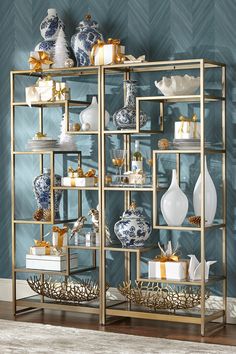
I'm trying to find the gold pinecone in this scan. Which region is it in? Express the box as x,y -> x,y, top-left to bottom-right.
43,209 -> 51,221
33,209 -> 43,221
188,215 -> 201,227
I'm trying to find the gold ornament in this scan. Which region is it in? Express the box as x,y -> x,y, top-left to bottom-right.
33,209 -> 43,221
158,138 -> 169,150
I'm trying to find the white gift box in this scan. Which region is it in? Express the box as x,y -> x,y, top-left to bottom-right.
25,86 -> 41,106
94,44 -> 125,65
61,177 -> 95,187
37,77 -> 55,101
148,260 -> 188,280
55,82 -> 70,101
26,253 -> 78,271
175,121 -> 200,140
29,51 -> 51,70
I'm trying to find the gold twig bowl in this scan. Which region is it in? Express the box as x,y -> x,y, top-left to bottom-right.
27,276 -> 109,303
118,281 -> 209,310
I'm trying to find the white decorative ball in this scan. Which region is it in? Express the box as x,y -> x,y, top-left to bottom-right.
82,123 -> 91,131
64,58 -> 74,68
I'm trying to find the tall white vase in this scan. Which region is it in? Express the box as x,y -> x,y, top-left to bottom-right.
161,169 -> 188,226
80,96 -> 109,131
193,158 -> 217,225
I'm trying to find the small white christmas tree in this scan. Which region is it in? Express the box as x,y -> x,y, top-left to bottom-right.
53,28 -> 69,68
58,114 -> 77,150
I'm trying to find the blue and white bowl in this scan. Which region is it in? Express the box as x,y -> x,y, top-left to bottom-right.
40,9 -> 64,40
114,202 -> 152,248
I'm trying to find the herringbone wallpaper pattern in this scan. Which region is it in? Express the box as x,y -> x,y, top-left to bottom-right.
0,0 -> 235,296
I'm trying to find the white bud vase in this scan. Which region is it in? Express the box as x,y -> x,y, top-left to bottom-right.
80,96 -> 109,131
161,169 -> 188,226
193,158 -> 217,225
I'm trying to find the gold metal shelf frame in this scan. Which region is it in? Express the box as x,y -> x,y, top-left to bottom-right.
10,59 -> 226,336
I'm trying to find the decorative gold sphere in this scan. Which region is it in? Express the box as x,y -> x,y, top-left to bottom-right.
158,138 -> 169,150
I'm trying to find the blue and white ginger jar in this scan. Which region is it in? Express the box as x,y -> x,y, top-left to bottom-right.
113,80 -> 147,130
114,201 -> 152,248
71,14 -> 103,66
33,168 -> 62,219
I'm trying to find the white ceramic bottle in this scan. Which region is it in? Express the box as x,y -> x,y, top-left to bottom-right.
161,169 -> 188,226
193,158 -> 217,225
80,96 -> 109,131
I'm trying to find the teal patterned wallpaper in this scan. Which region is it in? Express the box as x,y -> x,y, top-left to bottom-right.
0,0 -> 235,296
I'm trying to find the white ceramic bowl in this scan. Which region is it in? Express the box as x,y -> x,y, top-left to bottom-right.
155,74 -> 200,96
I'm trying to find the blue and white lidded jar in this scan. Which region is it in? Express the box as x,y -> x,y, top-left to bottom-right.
114,201 -> 152,248
71,14 -> 103,66
32,168 -> 62,219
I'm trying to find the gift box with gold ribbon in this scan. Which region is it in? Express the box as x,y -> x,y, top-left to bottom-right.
30,240 -> 51,256
28,51 -> 53,72
53,82 -> 70,101
52,226 -> 68,250
91,38 -> 125,65
174,113 -> 200,140
61,167 -> 97,187
148,242 -> 188,280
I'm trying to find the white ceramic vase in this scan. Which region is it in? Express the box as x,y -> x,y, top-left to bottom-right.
161,169 -> 188,226
80,96 -> 109,131
193,158 -> 217,225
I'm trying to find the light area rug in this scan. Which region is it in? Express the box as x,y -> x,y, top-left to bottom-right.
0,319 -> 234,354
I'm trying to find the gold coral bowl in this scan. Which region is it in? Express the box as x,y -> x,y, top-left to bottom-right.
118,281 -> 210,310
27,276 -> 109,303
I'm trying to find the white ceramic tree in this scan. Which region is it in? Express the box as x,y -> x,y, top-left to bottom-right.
58,114 -> 77,150
53,28 -> 69,68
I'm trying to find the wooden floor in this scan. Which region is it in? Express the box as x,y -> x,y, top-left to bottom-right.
1,301 -> 236,346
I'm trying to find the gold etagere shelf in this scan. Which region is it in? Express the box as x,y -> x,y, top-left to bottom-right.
11,59 -> 226,336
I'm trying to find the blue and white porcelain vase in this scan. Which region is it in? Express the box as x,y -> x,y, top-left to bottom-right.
33,168 -> 62,219
35,9 -> 64,56
113,80 -> 147,130
71,14 -> 103,66
40,9 -> 64,40
114,201 -> 152,248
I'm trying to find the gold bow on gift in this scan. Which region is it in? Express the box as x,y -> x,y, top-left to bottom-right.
34,240 -> 51,255
153,242 -> 179,279
51,87 -> 68,101
90,38 -> 125,65
178,113 -> 198,138
34,240 -> 50,248
28,51 -> 53,72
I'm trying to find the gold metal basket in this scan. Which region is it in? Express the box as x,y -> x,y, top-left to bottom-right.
27,276 -> 108,303
118,281 -> 210,310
